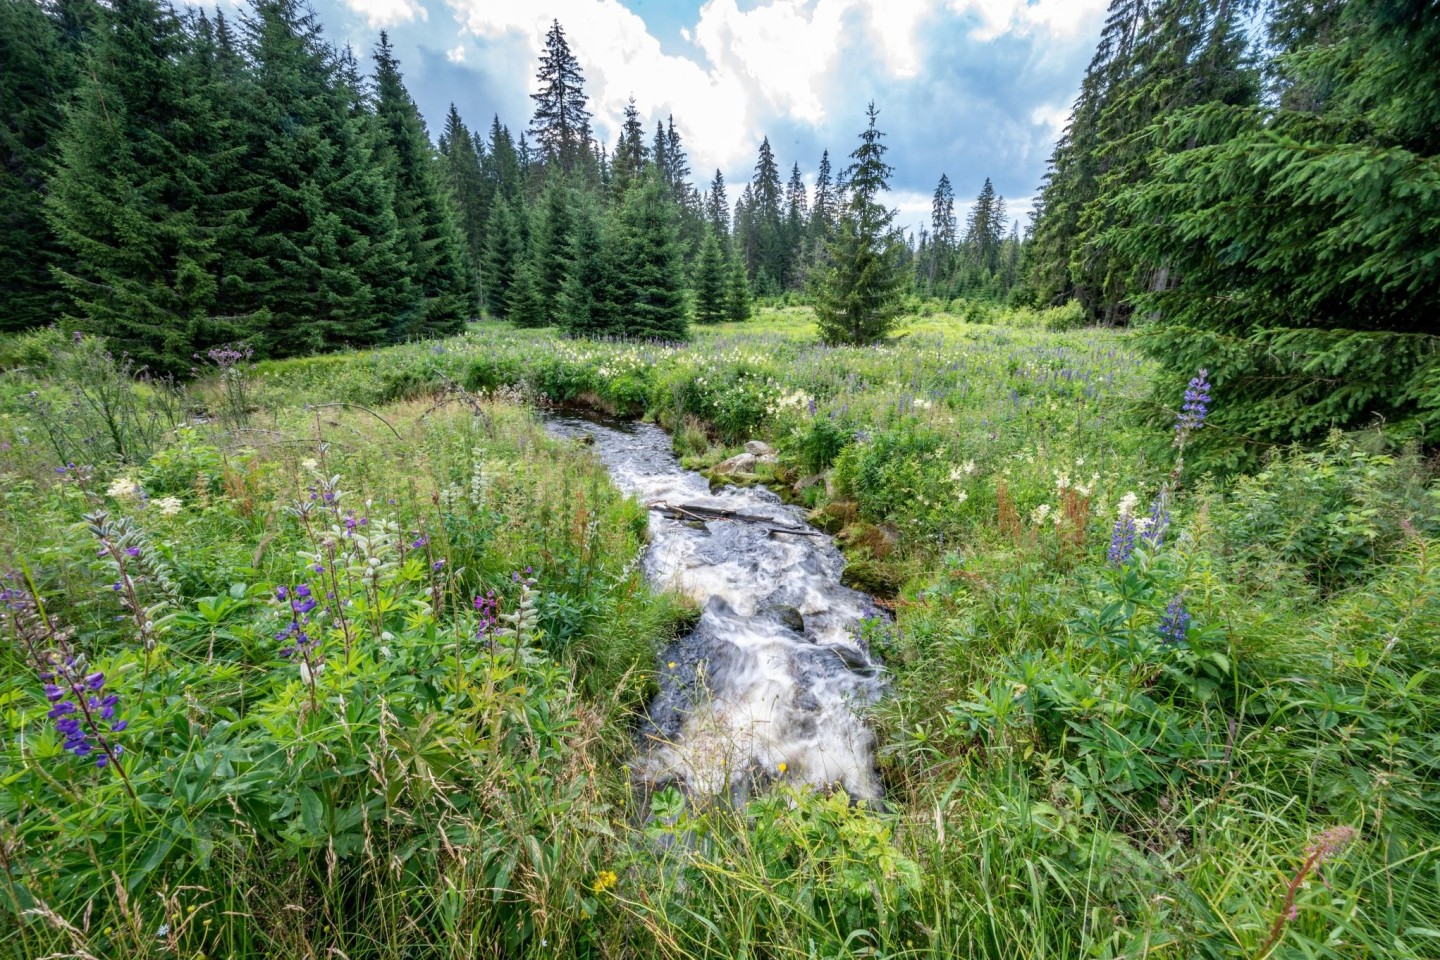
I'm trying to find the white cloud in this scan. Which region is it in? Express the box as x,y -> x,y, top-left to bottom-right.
444,1 -> 752,173
1029,101 -> 1070,139
446,44 -> 467,63
440,0 -> 1105,185
341,0 -> 428,29
946,0 -> 1108,41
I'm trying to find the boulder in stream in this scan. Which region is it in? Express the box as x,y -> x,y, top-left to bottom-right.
761,603 -> 805,634
713,452 -> 759,475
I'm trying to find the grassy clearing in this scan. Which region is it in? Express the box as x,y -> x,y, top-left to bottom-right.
2,308 -> 1437,958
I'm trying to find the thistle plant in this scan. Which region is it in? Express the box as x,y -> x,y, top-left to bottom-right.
197,342 -> 254,431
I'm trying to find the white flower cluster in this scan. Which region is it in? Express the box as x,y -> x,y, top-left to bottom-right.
152,496 -> 183,516
107,476 -> 143,499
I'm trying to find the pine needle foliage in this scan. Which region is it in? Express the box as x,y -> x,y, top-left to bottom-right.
810,102 -> 905,346
1109,0 -> 1440,467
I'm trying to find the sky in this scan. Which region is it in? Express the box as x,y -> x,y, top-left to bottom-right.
222,0 -> 1111,234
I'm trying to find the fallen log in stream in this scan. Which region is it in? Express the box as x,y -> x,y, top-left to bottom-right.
649,501 -> 824,537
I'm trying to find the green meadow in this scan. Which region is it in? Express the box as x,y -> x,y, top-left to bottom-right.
2,307 -> 1436,958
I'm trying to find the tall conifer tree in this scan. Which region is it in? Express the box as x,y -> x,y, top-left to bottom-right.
811,102 -> 904,345
47,0 -> 253,370
692,231 -> 728,325
234,0 -> 413,354
528,20 -> 592,175
611,173 -> 688,340
1,0 -> 78,330
705,169 -> 729,240
438,104 -> 487,281
371,34 -> 472,336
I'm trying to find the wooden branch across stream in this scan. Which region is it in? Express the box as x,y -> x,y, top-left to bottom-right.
648,501 -> 825,537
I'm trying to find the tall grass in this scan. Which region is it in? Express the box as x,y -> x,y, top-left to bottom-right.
1,312 -> 1436,958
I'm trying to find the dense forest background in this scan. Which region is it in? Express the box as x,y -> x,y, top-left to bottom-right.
2,0 -> 1437,451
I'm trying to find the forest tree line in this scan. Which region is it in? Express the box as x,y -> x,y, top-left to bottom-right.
0,0 -> 1027,371
1022,0 -> 1438,455
2,0 -> 1436,451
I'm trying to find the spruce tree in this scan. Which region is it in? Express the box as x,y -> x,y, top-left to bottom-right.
810,102 -> 904,345
927,173 -> 956,294
612,174 -> 688,340
558,195 -> 620,336
747,136 -> 785,285
725,247 -> 752,323
610,97 -> 648,200
47,0 -> 253,370
705,169 -> 729,240
692,231 -> 728,325
507,254 -> 547,328
528,19 -> 592,174
963,178 -> 1007,276
484,115 -> 522,208
234,0 -> 413,354
1111,0 -> 1440,460
438,104 -> 487,280
809,149 -> 837,242
1,0 -> 78,330
532,174 -> 575,315
481,196 -> 523,319
371,34 -> 472,337
784,162 -> 809,289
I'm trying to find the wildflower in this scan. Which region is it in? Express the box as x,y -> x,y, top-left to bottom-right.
777,762 -> 788,774
1159,594 -> 1190,644
1141,489 -> 1170,551
591,870 -> 619,894
42,656 -> 127,767
1174,369 -> 1211,436
1306,824 -> 1357,864
152,496 -> 183,516
300,458 -> 318,471
1109,492 -> 1139,565
107,476 -> 143,500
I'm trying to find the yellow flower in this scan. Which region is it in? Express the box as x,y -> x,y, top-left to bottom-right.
592,869 -> 618,894
777,762 -> 788,774
667,661 -> 677,669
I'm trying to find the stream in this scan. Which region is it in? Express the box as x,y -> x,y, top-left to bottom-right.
543,413 -> 886,801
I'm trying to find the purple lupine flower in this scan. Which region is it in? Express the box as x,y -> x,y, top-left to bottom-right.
1141,490 -> 1170,551
1159,594 -> 1190,645
1108,515 -> 1136,566
43,657 -> 126,767
1174,369 -> 1211,435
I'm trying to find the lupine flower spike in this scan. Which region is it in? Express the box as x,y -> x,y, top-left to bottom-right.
1174,369 -> 1211,438
1159,594 -> 1190,645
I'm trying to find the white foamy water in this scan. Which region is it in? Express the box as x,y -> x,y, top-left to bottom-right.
544,413 -> 886,800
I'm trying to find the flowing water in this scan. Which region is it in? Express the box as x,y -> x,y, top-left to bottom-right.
543,412 -> 886,801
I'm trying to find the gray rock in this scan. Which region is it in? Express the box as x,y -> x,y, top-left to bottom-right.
713,452 -> 759,475
762,604 -> 805,634
744,440 -> 775,457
